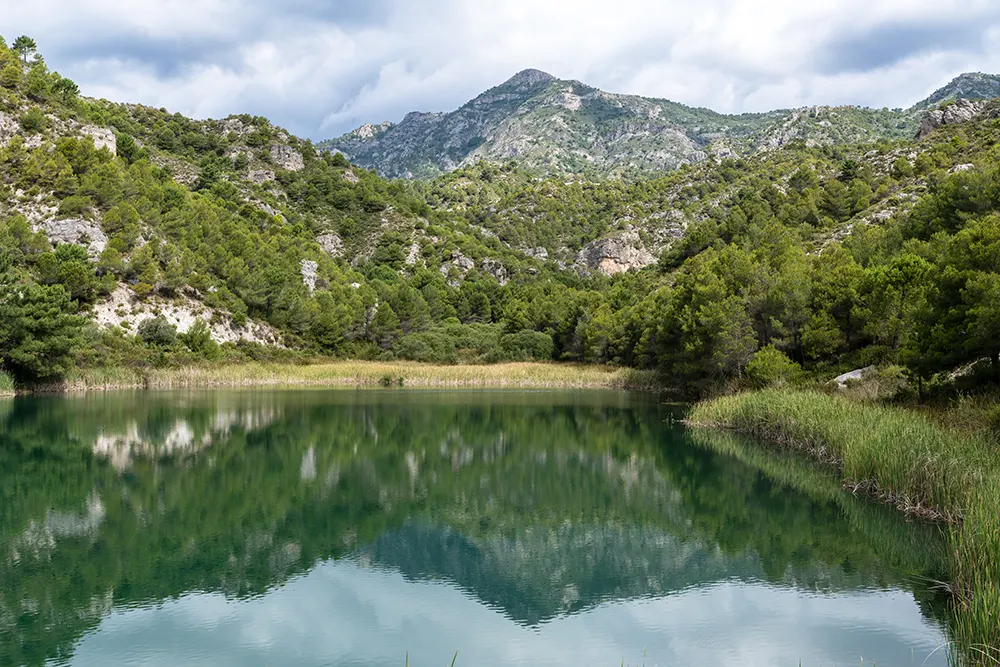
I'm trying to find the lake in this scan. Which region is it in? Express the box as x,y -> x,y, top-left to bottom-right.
0,389 -> 952,666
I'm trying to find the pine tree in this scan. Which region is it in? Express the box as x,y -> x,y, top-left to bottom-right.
12,35 -> 36,64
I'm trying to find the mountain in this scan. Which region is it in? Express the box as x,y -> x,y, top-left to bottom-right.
910,72 -> 1000,111
319,70 -> 1000,179
4,34 -> 1000,403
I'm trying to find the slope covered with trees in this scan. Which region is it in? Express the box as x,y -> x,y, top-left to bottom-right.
1,34 -> 1000,401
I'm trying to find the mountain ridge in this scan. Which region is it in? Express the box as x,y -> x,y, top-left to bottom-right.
321,71 -> 1000,180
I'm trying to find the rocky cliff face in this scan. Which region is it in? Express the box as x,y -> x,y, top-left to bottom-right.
318,70 -> 1000,180
917,98 -> 1000,138
910,72 -> 1000,112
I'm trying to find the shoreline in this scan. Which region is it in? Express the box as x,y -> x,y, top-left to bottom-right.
20,361 -> 665,395
688,388 -> 1000,663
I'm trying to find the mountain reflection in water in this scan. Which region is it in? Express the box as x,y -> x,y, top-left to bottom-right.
0,390 -> 951,667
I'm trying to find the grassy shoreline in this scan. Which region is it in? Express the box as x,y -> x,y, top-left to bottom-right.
688,389 -> 1000,664
23,361 -> 662,394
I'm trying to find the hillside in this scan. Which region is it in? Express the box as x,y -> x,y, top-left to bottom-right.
3,34 -> 1000,403
319,71 -> 1000,179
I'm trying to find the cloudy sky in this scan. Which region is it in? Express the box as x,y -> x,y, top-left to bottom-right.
3,0 -> 1000,139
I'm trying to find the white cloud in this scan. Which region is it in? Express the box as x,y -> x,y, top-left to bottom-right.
70,559 -> 950,667
3,0 -> 1000,138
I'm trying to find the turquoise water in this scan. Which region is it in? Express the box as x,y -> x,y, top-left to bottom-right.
0,390 -> 951,666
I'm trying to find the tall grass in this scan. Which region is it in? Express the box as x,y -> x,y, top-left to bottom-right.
44,361 -> 662,393
689,389 -> 1000,665
0,370 -> 14,396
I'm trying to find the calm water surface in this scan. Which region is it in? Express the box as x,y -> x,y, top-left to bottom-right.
0,390 -> 952,666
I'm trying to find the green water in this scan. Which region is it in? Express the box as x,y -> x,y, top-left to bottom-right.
0,389 -> 952,666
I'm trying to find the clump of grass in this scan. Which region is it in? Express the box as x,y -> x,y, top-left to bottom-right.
0,369 -> 15,395
689,388 -> 1000,664
952,477 -> 1000,661
689,389 -> 996,521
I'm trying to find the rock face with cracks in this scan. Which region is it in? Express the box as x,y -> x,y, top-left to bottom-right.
36,218 -> 108,258
576,232 -> 656,275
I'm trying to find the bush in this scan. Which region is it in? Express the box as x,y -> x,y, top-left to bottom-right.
178,319 -> 220,359
138,316 -> 177,347
745,345 -> 800,389
495,330 -> 555,362
19,106 -> 48,133
58,195 -> 92,217
393,331 -> 457,364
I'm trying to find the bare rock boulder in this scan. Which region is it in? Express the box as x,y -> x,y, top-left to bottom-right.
576,232 -> 655,276
316,233 -> 344,258
918,99 -> 995,138
81,126 -> 117,155
37,218 -> 108,258
270,144 -> 305,171
300,260 -> 318,294
247,169 -> 275,185
480,258 -> 509,285
440,250 -> 475,285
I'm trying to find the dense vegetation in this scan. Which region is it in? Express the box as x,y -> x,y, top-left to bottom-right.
1,34 -> 1000,407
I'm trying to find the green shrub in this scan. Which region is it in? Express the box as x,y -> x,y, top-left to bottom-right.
178,319 -> 220,359
19,106 -> 47,132
496,330 -> 555,362
138,316 -> 177,347
393,331 -> 457,364
58,195 -> 92,217
745,345 -> 800,389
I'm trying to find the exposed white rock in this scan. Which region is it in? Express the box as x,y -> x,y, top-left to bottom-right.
247,169 -> 275,184
351,122 -> 394,139
480,258 -> 509,285
0,111 -> 19,146
342,169 -> 360,184
918,99 -> 994,138
524,246 -> 549,260
833,366 -> 877,389
576,231 -> 655,275
270,144 -> 305,171
440,250 -> 475,285
221,117 -> 252,137
92,284 -> 283,346
316,233 -> 344,258
36,218 -> 108,258
404,241 -> 421,265
300,259 -> 318,293
81,125 -> 117,155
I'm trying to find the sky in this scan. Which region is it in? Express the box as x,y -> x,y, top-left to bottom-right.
3,0 -> 1000,140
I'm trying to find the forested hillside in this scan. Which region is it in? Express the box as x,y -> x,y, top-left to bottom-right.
1,34 -> 1000,398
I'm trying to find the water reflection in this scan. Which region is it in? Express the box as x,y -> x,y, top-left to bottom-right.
0,390 -> 951,666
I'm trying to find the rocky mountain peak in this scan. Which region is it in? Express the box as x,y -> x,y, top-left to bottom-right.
913,72 -> 1000,111
501,69 -> 557,90
321,69 -> 1000,180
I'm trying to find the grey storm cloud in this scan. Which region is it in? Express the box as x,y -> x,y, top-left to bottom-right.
815,16 -> 999,74
4,0 -> 1000,140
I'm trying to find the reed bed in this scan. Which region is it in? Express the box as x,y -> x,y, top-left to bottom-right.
45,361 -> 662,393
689,388 -> 1000,664
0,370 -> 14,396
